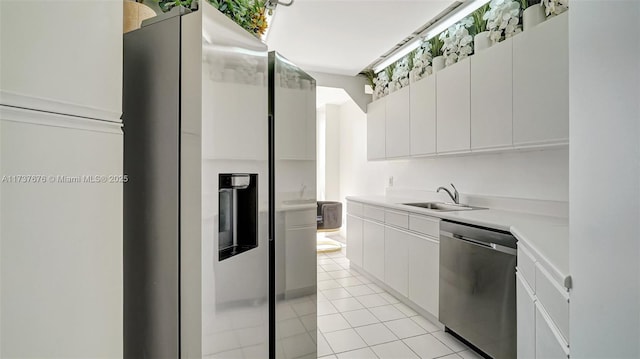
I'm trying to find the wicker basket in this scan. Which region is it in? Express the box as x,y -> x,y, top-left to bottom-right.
123,0 -> 156,33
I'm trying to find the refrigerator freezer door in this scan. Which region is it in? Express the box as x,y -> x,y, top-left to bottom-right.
200,3 -> 270,358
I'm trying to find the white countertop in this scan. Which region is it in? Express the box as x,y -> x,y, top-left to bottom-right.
347,195 -> 570,288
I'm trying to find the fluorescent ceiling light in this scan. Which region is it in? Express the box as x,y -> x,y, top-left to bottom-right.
372,0 -> 490,74
373,38 -> 421,73
423,0 -> 491,40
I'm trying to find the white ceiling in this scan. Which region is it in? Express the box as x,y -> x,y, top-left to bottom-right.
266,0 -> 453,76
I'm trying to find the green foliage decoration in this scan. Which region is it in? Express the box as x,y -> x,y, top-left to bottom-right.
472,3 -> 490,35
157,0 -> 268,37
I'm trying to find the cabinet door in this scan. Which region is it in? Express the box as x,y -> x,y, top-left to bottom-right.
285,226 -> 317,293
408,234 -> 439,317
346,214 -> 363,267
535,302 -> 569,359
367,98 -> 386,160
410,75 -> 437,156
436,58 -> 471,153
471,38 -> 513,150
517,273 -> 536,359
385,86 -> 411,158
384,227 -> 410,297
305,85 -> 317,160
363,220 -> 385,281
276,87 -> 308,159
513,13 -> 569,146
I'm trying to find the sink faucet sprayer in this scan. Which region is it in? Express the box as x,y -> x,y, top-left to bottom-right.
437,183 -> 459,204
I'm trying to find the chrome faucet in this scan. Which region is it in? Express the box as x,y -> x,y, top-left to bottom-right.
437,183 -> 459,204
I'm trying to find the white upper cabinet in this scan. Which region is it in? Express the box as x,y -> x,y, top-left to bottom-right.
471,38 -> 513,150
276,87 -> 313,160
385,86 -> 411,158
365,12 -> 568,161
367,98 -> 386,160
410,75 -> 437,156
436,58 -> 471,153
513,13 -> 569,146
305,86 -> 317,160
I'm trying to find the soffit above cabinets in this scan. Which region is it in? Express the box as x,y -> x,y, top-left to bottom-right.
265,0 -> 454,76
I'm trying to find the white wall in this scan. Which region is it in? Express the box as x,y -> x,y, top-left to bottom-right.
317,108 -> 326,200
325,104 -> 342,201
569,1 -> 640,357
336,99 -> 569,203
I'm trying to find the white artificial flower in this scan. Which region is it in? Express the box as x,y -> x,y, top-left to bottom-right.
484,0 -> 521,44
373,71 -> 389,99
542,0 -> 568,16
409,41 -> 433,82
440,17 -> 473,66
391,57 -> 410,89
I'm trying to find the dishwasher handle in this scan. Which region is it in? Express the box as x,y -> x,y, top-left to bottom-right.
441,230 -> 517,256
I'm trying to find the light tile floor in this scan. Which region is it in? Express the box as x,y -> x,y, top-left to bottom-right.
316,244 -> 483,359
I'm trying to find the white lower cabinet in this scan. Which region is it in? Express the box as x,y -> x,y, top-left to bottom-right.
384,227 -> 410,297
408,234 -> 439,317
363,220 -> 385,281
346,214 -> 364,267
346,200 -> 440,319
285,225 -> 317,292
518,242 -> 570,358
535,302 -> 569,359
517,272 -> 536,359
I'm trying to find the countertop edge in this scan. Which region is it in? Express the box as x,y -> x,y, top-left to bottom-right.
346,195 -> 570,289
510,226 -> 571,289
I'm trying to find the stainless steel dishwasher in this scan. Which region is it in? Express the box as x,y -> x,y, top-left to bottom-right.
439,220 -> 517,359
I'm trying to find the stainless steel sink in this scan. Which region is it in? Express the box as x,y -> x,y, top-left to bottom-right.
402,202 -> 485,212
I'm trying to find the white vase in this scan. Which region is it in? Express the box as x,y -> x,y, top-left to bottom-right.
523,4 -> 546,31
409,71 -> 418,84
432,56 -> 445,72
389,82 -> 397,93
474,31 -> 492,52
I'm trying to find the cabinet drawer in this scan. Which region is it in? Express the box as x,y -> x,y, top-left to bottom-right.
517,243 -> 537,292
516,272 -> 536,359
408,214 -> 440,238
363,205 -> 385,222
347,201 -> 363,217
535,301 -> 569,358
285,208 -> 317,228
385,209 -> 409,229
535,262 -> 570,343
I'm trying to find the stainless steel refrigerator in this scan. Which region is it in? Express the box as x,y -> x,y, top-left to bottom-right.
123,4 -> 316,359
